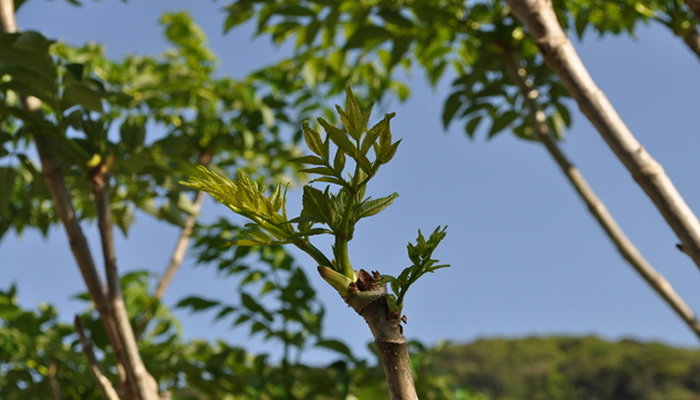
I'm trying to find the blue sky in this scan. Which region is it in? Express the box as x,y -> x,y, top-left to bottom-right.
4,0 -> 700,363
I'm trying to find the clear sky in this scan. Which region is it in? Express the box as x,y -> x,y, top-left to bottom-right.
4,0 -> 700,363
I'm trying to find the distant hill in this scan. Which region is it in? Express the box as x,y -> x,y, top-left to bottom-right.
437,336 -> 700,400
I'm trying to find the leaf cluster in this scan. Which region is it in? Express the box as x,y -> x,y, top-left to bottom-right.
220,0 -> 694,146
0,12 -> 308,241
182,89 -> 403,281
381,226 -> 450,314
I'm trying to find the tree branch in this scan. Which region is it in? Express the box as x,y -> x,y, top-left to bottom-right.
684,0 -> 700,22
682,28 -> 700,60
345,270 -> 418,400
134,189 -> 205,340
91,165 -> 159,400
154,160 -> 208,300
48,363 -> 62,400
74,316 -> 120,400
504,0 -> 700,271
0,3 -> 158,398
153,189 -> 205,300
502,49 -> 700,339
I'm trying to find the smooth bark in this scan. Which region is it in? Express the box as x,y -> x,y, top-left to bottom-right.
154,189 -> 205,299
91,166 -> 158,399
75,316 -> 121,400
503,51 -> 700,339
505,0 -> 700,271
345,270 -> 418,400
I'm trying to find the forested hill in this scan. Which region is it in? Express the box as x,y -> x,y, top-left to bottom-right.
438,336 -> 700,400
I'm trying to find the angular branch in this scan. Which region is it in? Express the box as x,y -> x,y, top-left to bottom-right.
91,166 -> 159,400
505,0 -> 700,271
74,316 -> 120,400
502,50 -> 700,338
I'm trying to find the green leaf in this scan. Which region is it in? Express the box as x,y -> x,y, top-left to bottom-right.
241,292 -> 273,321
275,5 -> 315,17
0,167 -> 15,219
465,116 -> 483,138
112,205 -> 133,236
378,139 -> 401,165
303,121 -> 325,158
316,339 -> 355,360
443,91 -> 463,129
176,296 -> 220,312
319,118 -> 356,158
390,36 -> 413,68
488,110 -> 519,139
356,193 -> 398,219
301,186 -> 333,225
61,83 -> 104,112
555,102 -> 572,127
299,166 -> 335,176
344,25 -> 392,50
119,116 -> 147,150
292,155 -> 326,166
333,148 -> 346,173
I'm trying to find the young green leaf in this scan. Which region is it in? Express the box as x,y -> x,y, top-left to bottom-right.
303,121 -> 325,157
355,193 -> 399,219
319,117 -> 357,158
382,226 -> 450,313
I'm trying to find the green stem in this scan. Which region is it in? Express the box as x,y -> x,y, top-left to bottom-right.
333,136 -> 364,278
334,236 -> 353,278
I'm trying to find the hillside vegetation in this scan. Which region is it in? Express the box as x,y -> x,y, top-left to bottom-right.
439,336 -> 700,400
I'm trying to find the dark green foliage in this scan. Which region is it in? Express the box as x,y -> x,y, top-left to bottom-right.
440,336 -> 700,400
0,12 -> 305,240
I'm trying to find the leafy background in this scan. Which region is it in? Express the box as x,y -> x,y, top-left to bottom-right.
3,0 -> 700,367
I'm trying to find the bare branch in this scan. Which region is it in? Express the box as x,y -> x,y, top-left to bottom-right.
91,166 -> 159,400
502,50 -> 700,339
0,3 -> 158,398
505,0 -> 700,271
154,189 -> 206,300
74,316 -> 120,400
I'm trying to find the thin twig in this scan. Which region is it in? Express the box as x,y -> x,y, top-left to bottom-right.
502,49 -> 700,339
504,0 -> 700,271
155,153 -> 211,300
74,316 -> 120,400
154,189 -> 206,300
134,189 -> 204,339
